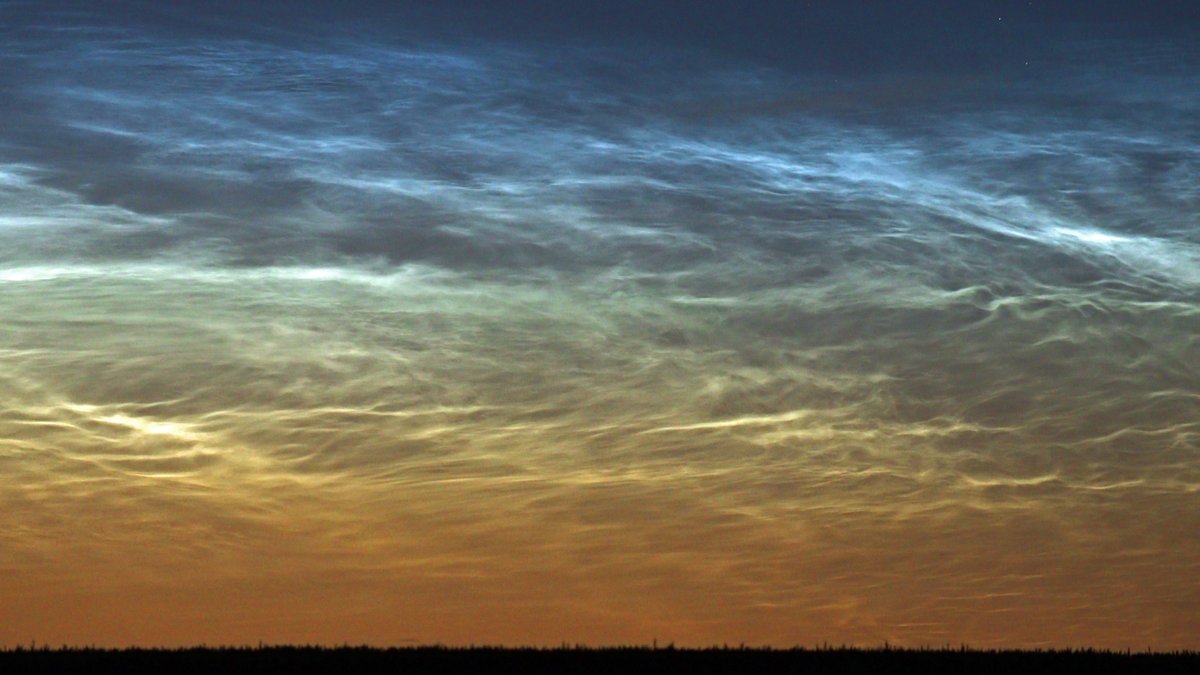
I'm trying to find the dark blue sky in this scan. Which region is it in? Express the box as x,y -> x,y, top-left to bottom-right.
20,1 -> 1200,74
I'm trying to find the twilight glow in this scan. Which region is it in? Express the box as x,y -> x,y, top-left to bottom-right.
2,1 -> 1198,649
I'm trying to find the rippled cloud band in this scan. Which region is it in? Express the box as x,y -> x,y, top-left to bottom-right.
1,2 -> 1198,649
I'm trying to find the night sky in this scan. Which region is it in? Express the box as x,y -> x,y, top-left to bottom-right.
2,1 -> 1199,649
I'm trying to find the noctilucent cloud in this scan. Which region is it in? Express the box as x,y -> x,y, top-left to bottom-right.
2,1 -> 1198,649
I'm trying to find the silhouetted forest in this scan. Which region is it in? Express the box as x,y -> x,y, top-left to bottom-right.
2,645 -> 1198,674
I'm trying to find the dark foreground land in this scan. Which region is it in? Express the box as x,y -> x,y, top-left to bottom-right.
2,645 -> 1199,675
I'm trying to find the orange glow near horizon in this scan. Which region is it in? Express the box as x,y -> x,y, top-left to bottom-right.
2,270 -> 1197,650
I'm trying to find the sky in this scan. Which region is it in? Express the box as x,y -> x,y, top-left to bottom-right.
1,0 -> 1198,649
